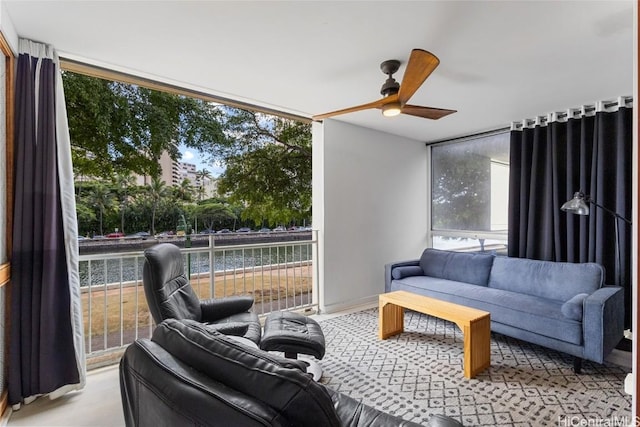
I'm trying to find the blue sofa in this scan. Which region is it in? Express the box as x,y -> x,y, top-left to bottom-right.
384,248 -> 624,371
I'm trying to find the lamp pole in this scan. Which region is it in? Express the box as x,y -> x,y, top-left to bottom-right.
561,191 -> 632,287
585,197 -> 632,289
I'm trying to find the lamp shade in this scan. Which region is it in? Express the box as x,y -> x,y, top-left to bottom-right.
561,192 -> 590,215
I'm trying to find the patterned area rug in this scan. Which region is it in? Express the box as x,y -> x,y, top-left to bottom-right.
318,308 -> 631,426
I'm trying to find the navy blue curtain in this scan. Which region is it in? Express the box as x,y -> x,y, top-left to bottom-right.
9,44 -> 81,406
508,106 -> 632,328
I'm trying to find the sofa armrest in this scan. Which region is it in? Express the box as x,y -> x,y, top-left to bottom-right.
583,286 -> 624,364
200,296 -> 255,322
384,260 -> 420,292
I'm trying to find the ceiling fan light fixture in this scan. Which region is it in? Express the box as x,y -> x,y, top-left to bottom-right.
382,102 -> 402,117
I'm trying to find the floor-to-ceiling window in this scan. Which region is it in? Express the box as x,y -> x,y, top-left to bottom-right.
429,130 -> 510,253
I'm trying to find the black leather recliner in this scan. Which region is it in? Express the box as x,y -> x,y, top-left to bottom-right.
120,319 -> 464,427
142,243 -> 262,343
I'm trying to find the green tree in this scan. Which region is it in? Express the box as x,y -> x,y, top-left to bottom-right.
193,201 -> 236,231
65,73 -> 311,227
88,183 -> 114,235
114,173 -> 136,234
174,178 -> 195,203
127,195 -> 153,234
148,177 -> 168,235
214,109 -> 311,225
156,196 -> 186,233
75,198 -> 96,236
196,169 -> 212,201
431,150 -> 491,230
63,72 -> 227,180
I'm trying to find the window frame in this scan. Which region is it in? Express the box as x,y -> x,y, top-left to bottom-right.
0,30 -> 15,419
427,128 -> 510,251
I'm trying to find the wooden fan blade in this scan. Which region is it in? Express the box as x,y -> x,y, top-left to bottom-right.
398,49 -> 440,105
401,105 -> 457,120
313,96 -> 396,120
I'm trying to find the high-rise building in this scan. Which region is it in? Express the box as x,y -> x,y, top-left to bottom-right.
132,150 -> 176,186
178,162 -> 197,184
94,150 -> 218,199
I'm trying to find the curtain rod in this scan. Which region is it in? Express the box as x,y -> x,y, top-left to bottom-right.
544,98 -> 632,120
512,96 -> 633,131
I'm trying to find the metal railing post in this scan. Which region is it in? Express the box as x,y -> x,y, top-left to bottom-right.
209,234 -> 215,297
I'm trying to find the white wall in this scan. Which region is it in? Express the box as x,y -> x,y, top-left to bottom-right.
313,119 -> 429,313
0,0 -> 16,265
0,0 -> 18,54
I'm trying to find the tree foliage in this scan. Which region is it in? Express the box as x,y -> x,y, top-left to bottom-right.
75,178 -> 250,237
64,72 -> 312,230
192,200 -> 236,231
431,150 -> 491,230
88,183 -> 114,235
63,72 -> 227,180
174,179 -> 195,203
147,177 -> 168,235
214,109 -> 312,225
195,169 -> 212,201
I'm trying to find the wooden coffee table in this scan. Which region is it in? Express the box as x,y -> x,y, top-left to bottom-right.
379,290 -> 490,379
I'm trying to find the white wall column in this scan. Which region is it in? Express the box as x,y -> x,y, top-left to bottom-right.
313,119 -> 429,313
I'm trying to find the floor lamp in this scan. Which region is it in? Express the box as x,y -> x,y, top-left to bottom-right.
561,191 -> 632,350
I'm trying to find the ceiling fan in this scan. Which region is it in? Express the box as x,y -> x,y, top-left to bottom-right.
312,49 -> 456,121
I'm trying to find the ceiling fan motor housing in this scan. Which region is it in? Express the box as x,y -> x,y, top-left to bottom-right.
380,78 -> 400,97
380,59 -> 401,97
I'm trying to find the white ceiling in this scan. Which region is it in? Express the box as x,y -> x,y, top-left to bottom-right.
3,0 -> 634,142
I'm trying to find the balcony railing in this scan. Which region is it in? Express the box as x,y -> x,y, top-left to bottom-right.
79,232 -> 318,367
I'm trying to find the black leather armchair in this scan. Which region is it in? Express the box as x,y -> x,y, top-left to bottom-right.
142,243 -> 262,343
120,319 -> 464,427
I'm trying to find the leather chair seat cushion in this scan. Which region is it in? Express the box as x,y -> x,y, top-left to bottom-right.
260,311 -> 326,359
208,312 -> 262,344
152,319 -> 341,426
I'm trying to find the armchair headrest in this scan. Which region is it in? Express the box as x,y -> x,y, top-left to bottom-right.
144,243 -> 185,283
143,243 -> 202,323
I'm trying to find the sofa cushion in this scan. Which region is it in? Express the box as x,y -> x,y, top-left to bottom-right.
419,248 -> 495,287
390,276 -> 583,345
152,319 -> 341,426
391,265 -> 424,280
561,293 -> 589,321
488,256 -> 603,301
